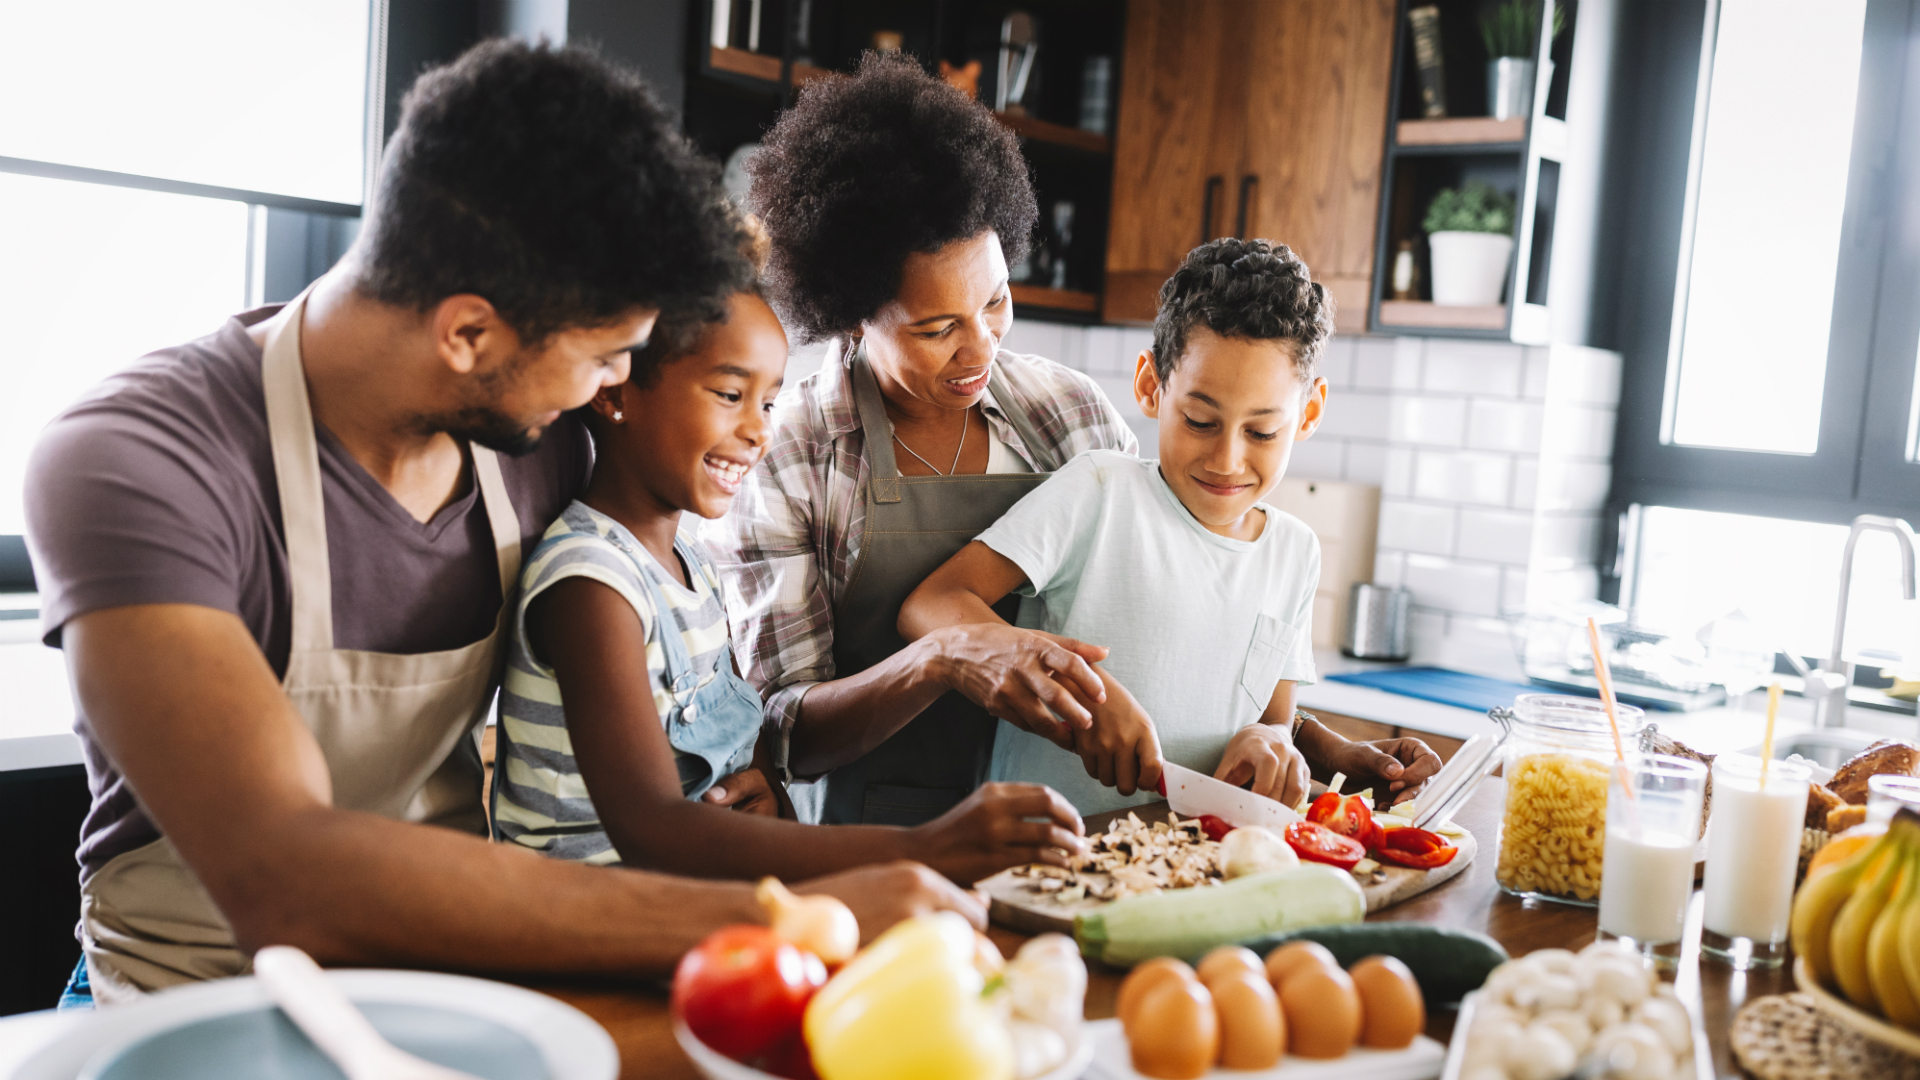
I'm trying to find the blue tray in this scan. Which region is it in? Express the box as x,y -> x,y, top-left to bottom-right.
1325,666 -> 1571,714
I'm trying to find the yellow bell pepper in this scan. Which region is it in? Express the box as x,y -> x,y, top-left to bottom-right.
803,913 -> 1013,1080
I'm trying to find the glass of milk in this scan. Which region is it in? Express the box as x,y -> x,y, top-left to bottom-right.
1598,754 -> 1708,967
1701,753 -> 1812,969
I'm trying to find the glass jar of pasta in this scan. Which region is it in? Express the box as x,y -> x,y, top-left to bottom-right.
1495,694 -> 1646,906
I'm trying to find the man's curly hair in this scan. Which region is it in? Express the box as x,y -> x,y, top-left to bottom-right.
1150,238 -> 1335,383
749,51 -> 1038,344
354,40 -> 750,344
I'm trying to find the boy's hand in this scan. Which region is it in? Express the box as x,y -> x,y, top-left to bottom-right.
1062,672 -> 1165,797
912,782 -> 1087,884
1323,737 -> 1444,806
702,767 -> 782,817
794,861 -> 989,938
1215,724 -> 1312,810
933,623 -> 1109,745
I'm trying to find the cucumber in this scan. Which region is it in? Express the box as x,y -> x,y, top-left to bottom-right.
1241,923 -> 1508,1005
1074,864 -> 1365,968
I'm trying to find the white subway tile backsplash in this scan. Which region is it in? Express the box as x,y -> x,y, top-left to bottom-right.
1287,437 -> 1346,481
1343,441 -> 1389,486
1502,566 -> 1531,614
1383,447 -> 1414,497
1378,501 -> 1457,556
1319,390 -> 1393,440
1320,335 -> 1357,388
1456,507 -> 1535,566
1354,336 -> 1422,390
1531,565 -> 1602,606
1422,339 -> 1525,397
1510,457 -> 1540,510
1389,395 -> 1468,446
1535,459 -> 1612,511
1005,318 -> 1075,368
1413,450 -> 1512,506
1373,549 -> 1406,587
1540,405 -> 1617,459
1522,347 -> 1551,400
1544,344 -> 1623,407
1465,399 -> 1546,454
1532,512 -> 1601,568
1402,553 -> 1503,617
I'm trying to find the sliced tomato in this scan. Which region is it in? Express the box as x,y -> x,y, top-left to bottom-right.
1305,791 -> 1375,841
1374,826 -> 1458,870
1197,815 -> 1235,842
1284,820 -> 1368,870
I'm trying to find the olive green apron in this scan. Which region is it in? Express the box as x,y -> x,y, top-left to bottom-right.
819,350 -> 1054,825
77,288 -> 522,1003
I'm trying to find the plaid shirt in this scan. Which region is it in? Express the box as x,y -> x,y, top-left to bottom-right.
698,341 -> 1138,764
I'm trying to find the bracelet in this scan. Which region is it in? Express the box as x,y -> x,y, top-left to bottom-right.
1291,709 -> 1315,740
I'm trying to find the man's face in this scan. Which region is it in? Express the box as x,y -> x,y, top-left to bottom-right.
442,310 -> 655,455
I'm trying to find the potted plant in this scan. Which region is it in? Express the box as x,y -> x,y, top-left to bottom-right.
1481,0 -> 1565,120
1424,182 -> 1516,306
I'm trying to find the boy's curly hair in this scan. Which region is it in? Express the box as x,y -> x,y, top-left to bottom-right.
355,40 -> 751,345
748,51 -> 1038,344
1150,238 -> 1334,383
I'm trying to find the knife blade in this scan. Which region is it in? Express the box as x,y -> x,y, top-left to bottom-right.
1159,760 -> 1303,833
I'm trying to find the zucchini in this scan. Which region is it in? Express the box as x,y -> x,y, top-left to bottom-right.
1241,923 -> 1508,1005
1074,864 -> 1364,968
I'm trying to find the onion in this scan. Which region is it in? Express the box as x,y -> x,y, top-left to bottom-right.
755,877 -> 859,965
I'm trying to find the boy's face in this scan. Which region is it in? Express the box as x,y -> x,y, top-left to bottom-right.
1133,326 -> 1327,541
600,292 -> 789,520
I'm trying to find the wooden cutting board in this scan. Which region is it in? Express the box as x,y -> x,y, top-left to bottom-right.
980,802 -> 1478,937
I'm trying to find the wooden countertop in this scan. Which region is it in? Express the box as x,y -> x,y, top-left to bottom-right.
528,777 -> 1789,1080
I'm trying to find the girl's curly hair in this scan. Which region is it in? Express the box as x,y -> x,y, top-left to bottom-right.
749,51 -> 1038,344
1150,238 -> 1334,382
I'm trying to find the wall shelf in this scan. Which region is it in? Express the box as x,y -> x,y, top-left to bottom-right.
1396,116 -> 1526,146
1009,284 -> 1099,314
1377,300 -> 1506,331
993,111 -> 1111,155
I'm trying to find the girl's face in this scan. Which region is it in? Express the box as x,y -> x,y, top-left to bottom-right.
595,292 -> 789,520
859,231 -> 1012,417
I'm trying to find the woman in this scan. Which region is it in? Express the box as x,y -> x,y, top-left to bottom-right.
711,53 -> 1433,826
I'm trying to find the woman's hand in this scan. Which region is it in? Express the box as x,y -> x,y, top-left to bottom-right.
911,782 -> 1087,884
1321,736 -> 1444,806
702,767 -> 783,817
793,861 -> 990,937
1215,724 -> 1312,810
931,622 -> 1109,744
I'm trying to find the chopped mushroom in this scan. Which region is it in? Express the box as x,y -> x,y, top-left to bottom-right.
1011,810 -> 1226,904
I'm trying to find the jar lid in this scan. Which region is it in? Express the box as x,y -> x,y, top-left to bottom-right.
1511,693 -> 1647,737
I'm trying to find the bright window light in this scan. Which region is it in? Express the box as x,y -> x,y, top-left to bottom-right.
1630,505 -> 1918,667
1667,1 -> 1867,455
0,173 -> 249,534
0,0 -> 370,206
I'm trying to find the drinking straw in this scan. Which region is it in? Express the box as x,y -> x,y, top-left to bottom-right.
1761,681 -> 1782,785
1586,617 -> 1639,812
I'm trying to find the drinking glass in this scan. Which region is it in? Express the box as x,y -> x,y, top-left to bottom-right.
1598,754 -> 1708,967
1701,754 -> 1812,968
1867,774 -> 1920,828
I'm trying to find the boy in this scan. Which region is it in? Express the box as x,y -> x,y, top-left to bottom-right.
900,238 -> 1439,815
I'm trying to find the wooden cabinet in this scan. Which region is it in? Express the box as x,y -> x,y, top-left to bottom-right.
1104,0 -> 1396,333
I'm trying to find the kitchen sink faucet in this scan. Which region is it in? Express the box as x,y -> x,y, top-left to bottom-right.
1816,515 -> 1917,728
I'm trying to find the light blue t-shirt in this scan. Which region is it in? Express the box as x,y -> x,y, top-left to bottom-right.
978,450 -> 1319,815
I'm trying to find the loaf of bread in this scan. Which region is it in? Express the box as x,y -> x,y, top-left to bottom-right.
1828,739 -> 1920,805
1806,782 -> 1845,830
1826,803 -> 1868,832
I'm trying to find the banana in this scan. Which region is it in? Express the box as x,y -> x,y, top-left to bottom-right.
1794,840 -> 1882,986
1829,839 -> 1904,1011
1902,871 -> 1920,1022
1867,854 -> 1920,1028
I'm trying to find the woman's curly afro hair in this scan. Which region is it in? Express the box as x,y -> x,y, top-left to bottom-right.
749,51 -> 1038,344
1150,238 -> 1335,383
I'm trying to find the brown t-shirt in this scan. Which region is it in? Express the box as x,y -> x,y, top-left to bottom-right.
24,305 -> 591,882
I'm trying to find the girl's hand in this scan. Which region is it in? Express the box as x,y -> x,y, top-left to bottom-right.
911,782 -> 1087,883
1215,724 -> 1312,810
702,767 -> 783,817
1323,737 -> 1443,806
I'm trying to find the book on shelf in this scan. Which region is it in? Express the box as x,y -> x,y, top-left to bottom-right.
1408,6 -> 1448,118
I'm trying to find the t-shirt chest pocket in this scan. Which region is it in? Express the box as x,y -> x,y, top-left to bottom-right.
1240,613 -> 1296,711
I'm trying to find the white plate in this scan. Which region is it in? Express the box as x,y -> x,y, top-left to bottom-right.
7,970 -> 617,1080
1086,1018 -> 1446,1080
674,1019 -> 1095,1080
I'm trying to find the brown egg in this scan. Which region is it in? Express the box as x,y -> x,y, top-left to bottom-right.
1350,955 -> 1425,1049
1278,965 -> 1362,1059
1263,940 -> 1340,992
1128,977 -> 1221,1080
1118,957 -> 1198,1029
1211,970 -> 1285,1070
1196,946 -> 1266,989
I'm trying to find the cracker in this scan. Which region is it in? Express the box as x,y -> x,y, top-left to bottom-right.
1731,994 -> 1920,1080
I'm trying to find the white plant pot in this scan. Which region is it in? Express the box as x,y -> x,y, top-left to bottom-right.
1428,231 -> 1514,306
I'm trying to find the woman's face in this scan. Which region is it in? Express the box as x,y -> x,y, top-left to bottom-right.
860,231 -> 1012,416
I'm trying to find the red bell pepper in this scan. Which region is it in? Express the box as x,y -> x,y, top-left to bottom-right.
1373,825 -> 1458,870
1305,791 -> 1375,841
1284,820 -> 1368,870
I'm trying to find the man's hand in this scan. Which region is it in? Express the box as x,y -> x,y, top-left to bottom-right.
793,861 -> 990,938
1323,737 -> 1444,806
912,782 -> 1086,884
1061,669 -> 1164,797
932,623 -> 1108,746
1215,724 -> 1312,810
702,767 -> 782,817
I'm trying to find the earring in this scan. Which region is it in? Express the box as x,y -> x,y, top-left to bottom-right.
613,410 -> 624,422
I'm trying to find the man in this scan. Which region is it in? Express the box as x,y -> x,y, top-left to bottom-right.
27,40 -> 977,1007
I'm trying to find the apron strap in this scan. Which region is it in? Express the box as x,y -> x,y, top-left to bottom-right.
847,346 -> 904,504
470,445 -> 521,600
984,358 -> 1057,471
260,287 -> 335,654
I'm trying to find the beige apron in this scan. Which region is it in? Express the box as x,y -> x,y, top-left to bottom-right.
78,290 -> 523,1004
